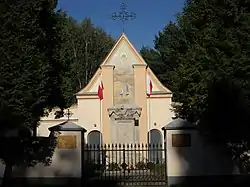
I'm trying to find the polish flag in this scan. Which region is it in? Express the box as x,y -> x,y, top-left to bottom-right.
147,74 -> 153,97
98,80 -> 104,100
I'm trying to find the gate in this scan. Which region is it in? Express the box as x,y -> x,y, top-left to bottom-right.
83,143 -> 167,186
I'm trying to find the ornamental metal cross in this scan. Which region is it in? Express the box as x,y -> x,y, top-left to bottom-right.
112,2 -> 136,33
64,109 -> 73,120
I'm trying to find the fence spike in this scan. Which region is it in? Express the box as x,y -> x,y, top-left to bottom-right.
115,144 -> 118,148
108,144 -> 110,148
127,144 -> 129,148
112,143 -> 114,148
142,143 -> 144,148
122,144 -> 125,148
119,144 -> 121,148
130,144 -> 133,148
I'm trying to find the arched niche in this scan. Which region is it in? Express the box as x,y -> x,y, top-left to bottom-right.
147,129 -> 163,163
87,130 -> 102,146
86,130 -> 102,164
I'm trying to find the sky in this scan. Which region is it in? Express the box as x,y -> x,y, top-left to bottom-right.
57,0 -> 185,51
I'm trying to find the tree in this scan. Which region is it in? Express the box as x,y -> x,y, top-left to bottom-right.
147,0 -> 250,172
55,14 -> 115,108
0,0 -> 66,183
140,21 -> 186,92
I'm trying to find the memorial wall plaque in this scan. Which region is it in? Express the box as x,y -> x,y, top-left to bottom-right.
172,134 -> 191,147
57,135 -> 77,149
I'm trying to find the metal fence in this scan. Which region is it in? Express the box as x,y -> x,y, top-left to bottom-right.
83,143 -> 167,186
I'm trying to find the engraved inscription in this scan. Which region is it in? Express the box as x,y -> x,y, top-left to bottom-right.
57,135 -> 77,149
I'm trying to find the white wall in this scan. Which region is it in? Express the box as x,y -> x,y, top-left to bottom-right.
166,129 -> 239,185
77,99 -> 101,135
147,97 -> 173,144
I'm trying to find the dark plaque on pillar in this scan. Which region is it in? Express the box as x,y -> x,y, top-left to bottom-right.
172,134 -> 191,147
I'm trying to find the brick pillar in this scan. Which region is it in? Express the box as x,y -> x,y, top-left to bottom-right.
100,65 -> 114,144
133,64 -> 147,144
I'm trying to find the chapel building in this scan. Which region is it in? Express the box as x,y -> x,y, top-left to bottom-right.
38,33 -> 174,145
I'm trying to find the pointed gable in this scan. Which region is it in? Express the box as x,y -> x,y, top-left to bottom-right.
101,33 -> 146,66
76,33 -> 171,96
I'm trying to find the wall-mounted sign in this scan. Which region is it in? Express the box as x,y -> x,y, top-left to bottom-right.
172,134 -> 191,147
57,135 -> 77,149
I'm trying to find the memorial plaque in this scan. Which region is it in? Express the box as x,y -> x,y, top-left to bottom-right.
57,135 -> 77,149
172,134 -> 191,147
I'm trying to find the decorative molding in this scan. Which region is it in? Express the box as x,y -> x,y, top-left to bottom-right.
108,104 -> 142,120
75,92 -> 98,96
132,64 -> 147,68
100,64 -> 115,69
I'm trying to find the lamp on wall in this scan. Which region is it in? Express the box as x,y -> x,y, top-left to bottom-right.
94,124 -> 96,127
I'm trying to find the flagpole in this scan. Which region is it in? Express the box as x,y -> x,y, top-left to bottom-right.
98,76 -> 103,147
100,100 -> 102,146
148,97 -> 151,144
147,74 -> 152,145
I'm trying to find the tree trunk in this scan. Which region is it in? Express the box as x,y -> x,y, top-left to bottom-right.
1,163 -> 13,187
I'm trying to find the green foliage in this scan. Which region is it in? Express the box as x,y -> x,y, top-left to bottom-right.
140,21 -> 185,91
0,0 -> 66,132
55,13 -> 115,107
144,0 -> 250,172
108,162 -> 121,171
0,135 -> 58,167
135,161 -> 147,170
0,0 -> 65,180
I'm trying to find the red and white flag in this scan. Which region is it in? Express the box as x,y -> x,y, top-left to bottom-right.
147,74 -> 153,97
98,80 -> 104,100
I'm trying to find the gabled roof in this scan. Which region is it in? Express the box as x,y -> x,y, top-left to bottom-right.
162,118 -> 196,131
48,121 -> 86,132
76,33 -> 172,95
101,33 -> 146,66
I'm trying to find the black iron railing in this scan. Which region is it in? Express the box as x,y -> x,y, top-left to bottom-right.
83,143 -> 167,186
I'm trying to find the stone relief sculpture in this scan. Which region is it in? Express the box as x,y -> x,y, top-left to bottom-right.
125,83 -> 130,95
119,82 -> 131,97
108,105 -> 142,120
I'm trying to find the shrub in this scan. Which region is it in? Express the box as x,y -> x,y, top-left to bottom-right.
135,161 -> 147,170
108,162 -> 121,171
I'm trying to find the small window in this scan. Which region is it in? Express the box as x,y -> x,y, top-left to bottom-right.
172,134 -> 191,147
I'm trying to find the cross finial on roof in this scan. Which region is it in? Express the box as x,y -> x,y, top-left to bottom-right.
64,109 -> 73,121
112,2 -> 136,33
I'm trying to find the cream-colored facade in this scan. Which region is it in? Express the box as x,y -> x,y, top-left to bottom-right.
38,33 -> 174,145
